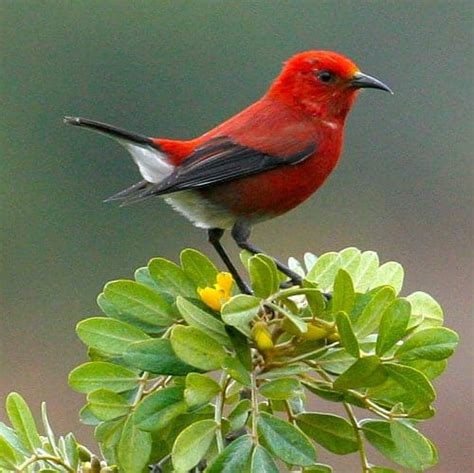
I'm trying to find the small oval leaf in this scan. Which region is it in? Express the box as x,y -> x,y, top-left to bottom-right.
172,419 -> 217,472
68,362 -> 139,393
170,325 -> 227,371
257,412 -> 316,466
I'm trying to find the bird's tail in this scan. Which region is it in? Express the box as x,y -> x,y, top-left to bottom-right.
64,116 -> 175,204
63,116 -> 156,146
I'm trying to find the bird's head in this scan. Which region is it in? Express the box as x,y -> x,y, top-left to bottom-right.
268,50 -> 392,121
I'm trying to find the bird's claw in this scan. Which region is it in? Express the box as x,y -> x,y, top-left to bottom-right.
279,277 -> 303,289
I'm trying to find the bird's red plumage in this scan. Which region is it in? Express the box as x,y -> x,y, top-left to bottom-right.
153,51 -> 360,222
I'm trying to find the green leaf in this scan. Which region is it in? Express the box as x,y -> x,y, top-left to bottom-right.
383,363 -> 435,407
180,248 -> 219,288
251,445 -> 279,472
41,403 -> 58,457
6,392 -> 41,452
104,280 -> 176,327
63,433 -> 79,470
225,326 -> 252,371
207,435 -> 253,472
353,286 -> 396,338
68,362 -> 139,393
333,356 -> 387,390
123,339 -> 197,375
269,302 -> 307,333
257,412 -> 316,466
76,317 -> 150,355
289,256 -> 305,278
259,377 -> 303,400
222,356 -> 251,387
249,254 -> 277,298
352,250 -> 379,292
134,266 -> 161,291
221,294 -> 261,336
148,257 -> 196,298
87,389 -> 131,421
306,252 -> 341,291
339,247 -> 362,277
370,262 -> 404,295
390,421 -> 436,470
376,298 -> 411,356
332,269 -> 355,315
303,464 -> 333,473
406,291 -> 443,330
302,380 -> 344,403
367,359 -> 446,409
296,412 -> 358,454
172,419 -> 217,472
95,417 -> 126,463
184,373 -> 221,406
171,325 -> 227,371
304,252 -> 318,272
134,386 -> 188,431
318,341 -> 375,374
0,436 -> 17,469
317,349 -> 356,375
0,421 -> 27,455
395,327 -> 459,361
258,365 -> 311,379
228,399 -> 251,431
176,296 -> 231,347
118,415 -> 152,473
306,291 -> 328,322
335,311 -> 360,358
362,419 -> 436,470
79,404 -> 101,426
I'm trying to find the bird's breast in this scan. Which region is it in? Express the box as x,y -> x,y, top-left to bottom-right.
199,133 -> 344,223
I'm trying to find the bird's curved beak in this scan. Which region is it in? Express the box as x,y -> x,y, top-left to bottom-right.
351,71 -> 393,94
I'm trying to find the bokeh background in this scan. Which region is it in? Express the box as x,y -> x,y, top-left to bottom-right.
1,1 -> 472,471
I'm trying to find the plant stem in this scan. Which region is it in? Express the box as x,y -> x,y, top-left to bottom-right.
214,372 -> 228,453
306,364 -> 406,421
250,371 -> 259,445
16,454 -> 75,472
284,400 -> 295,423
143,375 -> 171,395
132,371 -> 150,407
285,342 -> 338,364
343,402 -> 371,473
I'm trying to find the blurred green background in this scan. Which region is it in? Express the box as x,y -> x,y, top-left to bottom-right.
1,1 -> 472,471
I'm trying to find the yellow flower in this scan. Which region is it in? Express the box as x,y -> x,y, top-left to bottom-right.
198,272 -> 234,311
252,321 -> 274,351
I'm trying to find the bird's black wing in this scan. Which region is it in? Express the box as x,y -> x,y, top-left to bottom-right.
113,136 -> 316,205
104,136 -> 316,205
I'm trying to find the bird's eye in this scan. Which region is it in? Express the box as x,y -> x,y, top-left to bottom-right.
317,70 -> 335,84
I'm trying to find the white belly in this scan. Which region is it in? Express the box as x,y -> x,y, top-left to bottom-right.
164,190 -> 237,229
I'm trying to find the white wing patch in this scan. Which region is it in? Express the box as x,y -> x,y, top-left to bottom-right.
119,141 -> 174,184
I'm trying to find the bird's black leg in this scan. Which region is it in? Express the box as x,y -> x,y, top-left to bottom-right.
231,221 -> 303,286
207,228 -> 251,294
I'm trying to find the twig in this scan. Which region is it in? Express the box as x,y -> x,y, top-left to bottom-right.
214,372 -> 229,453
16,454 -> 75,472
250,371 -> 260,444
343,402 -> 371,473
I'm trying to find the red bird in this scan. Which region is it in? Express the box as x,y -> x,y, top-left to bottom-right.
65,50 -> 392,293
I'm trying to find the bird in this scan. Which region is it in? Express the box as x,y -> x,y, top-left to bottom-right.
64,50 -> 392,294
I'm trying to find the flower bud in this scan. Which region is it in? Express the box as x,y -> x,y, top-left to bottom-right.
252,321 -> 274,351
304,323 -> 331,341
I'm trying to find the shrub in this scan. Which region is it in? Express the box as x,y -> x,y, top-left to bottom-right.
0,248 -> 458,472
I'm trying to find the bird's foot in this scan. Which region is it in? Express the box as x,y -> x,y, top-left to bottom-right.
279,276 -> 303,289
239,281 -> 253,295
